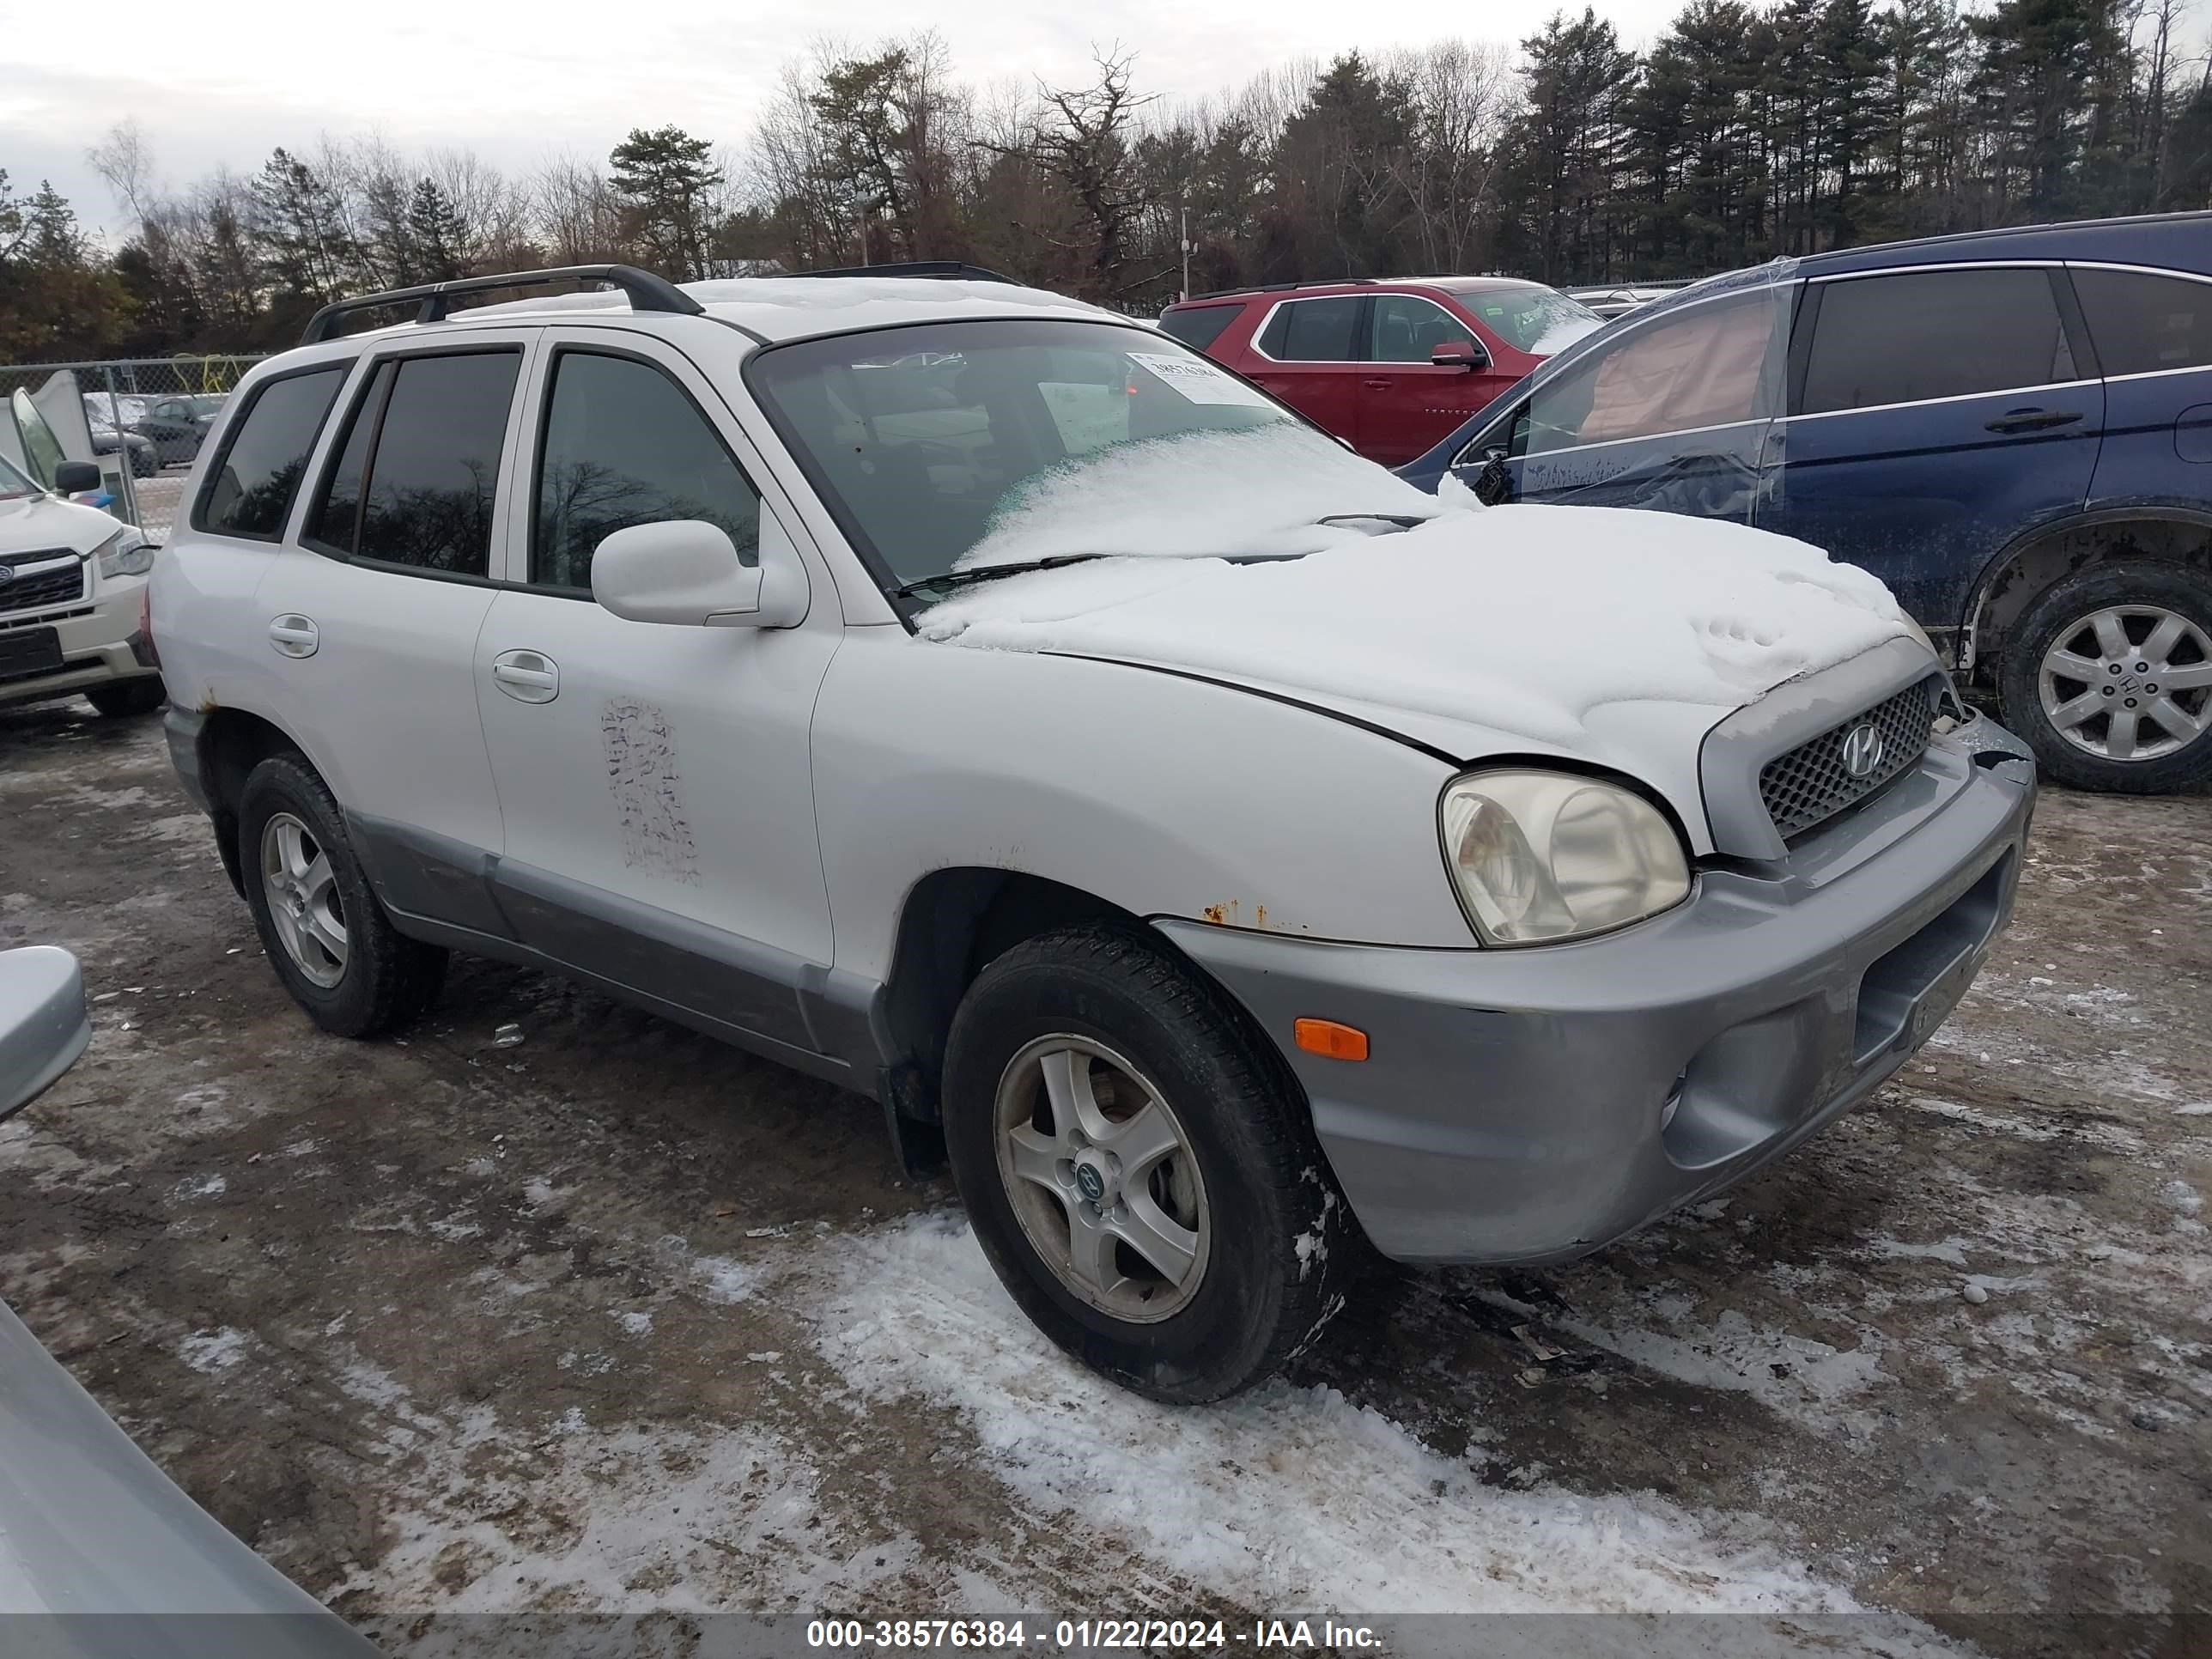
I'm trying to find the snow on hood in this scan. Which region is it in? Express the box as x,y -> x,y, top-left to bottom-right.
921,491 -> 1912,747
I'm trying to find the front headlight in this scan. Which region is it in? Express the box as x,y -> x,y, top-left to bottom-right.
1439,769 -> 1692,945
96,529 -> 156,580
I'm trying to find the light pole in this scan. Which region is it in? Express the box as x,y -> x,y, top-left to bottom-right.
1180,204 -> 1191,303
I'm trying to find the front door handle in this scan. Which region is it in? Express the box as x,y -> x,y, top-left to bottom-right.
267,615 -> 319,659
490,649 -> 559,704
1985,407 -> 2083,434
1362,378 -> 1393,392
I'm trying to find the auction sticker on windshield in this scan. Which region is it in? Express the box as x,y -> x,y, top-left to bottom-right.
1128,351 -> 1275,408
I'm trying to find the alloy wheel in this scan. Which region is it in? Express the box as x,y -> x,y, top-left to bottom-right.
2038,604 -> 2212,763
993,1035 -> 1212,1323
259,811 -> 348,988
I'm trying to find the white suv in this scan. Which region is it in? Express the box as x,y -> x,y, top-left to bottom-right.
153,264 -> 2037,1401
0,451 -> 165,717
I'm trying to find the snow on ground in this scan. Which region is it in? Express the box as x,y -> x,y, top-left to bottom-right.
805,1213 -> 1962,1653
922,434 -> 1911,744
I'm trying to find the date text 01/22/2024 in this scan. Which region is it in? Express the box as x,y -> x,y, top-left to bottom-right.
804,1618 -> 1385,1650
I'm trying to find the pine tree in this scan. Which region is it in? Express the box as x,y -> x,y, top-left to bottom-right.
403,178 -> 468,283
609,126 -> 726,279
1507,9 -> 1638,280
249,148 -> 358,304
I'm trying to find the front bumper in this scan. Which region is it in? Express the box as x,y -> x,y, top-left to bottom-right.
0,580 -> 159,708
1161,714 -> 2037,1265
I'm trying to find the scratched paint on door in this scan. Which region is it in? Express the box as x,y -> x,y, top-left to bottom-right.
600,698 -> 702,884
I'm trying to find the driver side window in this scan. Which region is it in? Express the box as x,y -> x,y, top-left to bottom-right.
1368,295 -> 1475,364
532,351 -> 761,592
1516,291 -> 1782,456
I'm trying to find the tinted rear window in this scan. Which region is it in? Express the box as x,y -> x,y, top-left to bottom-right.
1802,269 -> 2074,415
1158,306 -> 1239,350
2073,268 -> 2212,376
355,351 -> 520,577
1259,296 -> 1363,362
195,368 -> 346,539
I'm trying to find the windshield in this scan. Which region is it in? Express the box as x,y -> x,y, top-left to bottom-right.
750,319 -> 1439,590
1446,284 -> 1603,356
0,449 -> 41,500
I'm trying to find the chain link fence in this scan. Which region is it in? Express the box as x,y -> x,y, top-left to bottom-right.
0,356 -> 265,540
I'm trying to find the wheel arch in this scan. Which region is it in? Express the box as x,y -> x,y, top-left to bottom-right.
191,706 -> 312,898
878,868 -> 1142,1119
1962,507 -> 2212,682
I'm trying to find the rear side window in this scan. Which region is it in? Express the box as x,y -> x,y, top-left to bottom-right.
195,368 -> 345,540
532,351 -> 760,592
337,351 -> 520,577
1258,296 -> 1363,362
1158,306 -> 1239,351
2072,269 -> 2212,376
304,361 -> 392,558
1801,269 -> 2075,415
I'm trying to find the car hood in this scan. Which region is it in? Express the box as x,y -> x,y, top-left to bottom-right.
917,502 -> 1922,844
0,493 -> 123,558
0,1297 -> 377,1650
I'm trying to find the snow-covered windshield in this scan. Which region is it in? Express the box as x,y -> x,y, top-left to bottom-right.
1443,283 -> 1604,356
750,319 -> 1435,590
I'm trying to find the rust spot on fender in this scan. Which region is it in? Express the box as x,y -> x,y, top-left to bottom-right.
1200,900 -> 1244,927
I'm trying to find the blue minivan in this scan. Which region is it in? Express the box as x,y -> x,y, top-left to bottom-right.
1400,213 -> 2212,793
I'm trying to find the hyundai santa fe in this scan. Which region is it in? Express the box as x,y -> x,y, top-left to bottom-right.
151,262 -> 2035,1401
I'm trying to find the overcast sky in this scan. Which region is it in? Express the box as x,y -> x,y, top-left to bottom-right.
3,0 -> 1689,240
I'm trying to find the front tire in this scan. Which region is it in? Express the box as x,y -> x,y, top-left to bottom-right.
85,679 -> 166,718
941,923 -> 1355,1402
1999,562 -> 2212,793
237,755 -> 447,1038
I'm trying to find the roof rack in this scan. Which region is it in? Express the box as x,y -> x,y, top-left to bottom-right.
787,260 -> 1017,284
1174,277 -> 1382,305
299,264 -> 703,346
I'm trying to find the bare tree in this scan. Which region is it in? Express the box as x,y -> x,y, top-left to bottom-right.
1001,46 -> 1160,297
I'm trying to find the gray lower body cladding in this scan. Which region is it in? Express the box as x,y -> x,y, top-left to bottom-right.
1163,720 -> 2038,1266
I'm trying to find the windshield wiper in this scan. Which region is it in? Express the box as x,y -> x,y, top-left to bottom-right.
890,521 -> 1426,602
889,554 -> 1115,599
1313,512 -> 1431,529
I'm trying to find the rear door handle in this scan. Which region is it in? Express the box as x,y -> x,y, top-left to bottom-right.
1984,407 -> 2083,434
490,648 -> 559,704
267,615 -> 319,658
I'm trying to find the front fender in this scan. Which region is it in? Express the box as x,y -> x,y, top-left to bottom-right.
811,630 -> 1474,984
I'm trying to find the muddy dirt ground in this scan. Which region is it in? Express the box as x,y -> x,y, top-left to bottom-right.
1,697 -> 2205,1659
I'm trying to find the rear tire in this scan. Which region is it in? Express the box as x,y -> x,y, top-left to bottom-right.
237,755 -> 447,1038
1998,562 -> 2212,793
85,679 -> 166,719
941,923 -> 1355,1402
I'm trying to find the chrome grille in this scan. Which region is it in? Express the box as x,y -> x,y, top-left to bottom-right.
1759,677 -> 1938,842
0,549 -> 86,614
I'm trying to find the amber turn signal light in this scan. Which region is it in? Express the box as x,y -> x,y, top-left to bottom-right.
1293,1018 -> 1370,1061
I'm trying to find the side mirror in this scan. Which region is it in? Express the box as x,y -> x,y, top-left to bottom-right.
1431,339 -> 1486,371
1473,449 -> 1515,507
52,461 -> 101,495
592,518 -> 809,629
0,946 -> 90,1121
